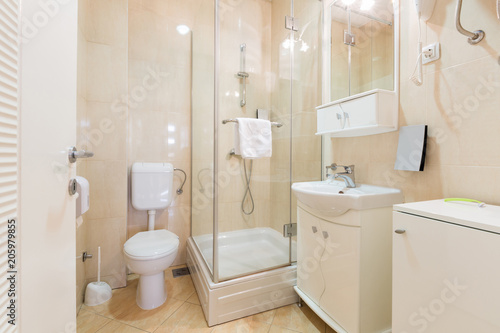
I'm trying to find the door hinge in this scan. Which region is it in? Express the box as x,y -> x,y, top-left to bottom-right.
285,16 -> 300,32
344,30 -> 356,46
283,223 -> 298,237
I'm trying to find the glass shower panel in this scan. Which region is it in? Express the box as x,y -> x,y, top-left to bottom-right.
191,0 -> 216,276
216,0 -> 292,281
291,0 -> 323,261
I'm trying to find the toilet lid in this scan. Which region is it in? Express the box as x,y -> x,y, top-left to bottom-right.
124,230 -> 179,258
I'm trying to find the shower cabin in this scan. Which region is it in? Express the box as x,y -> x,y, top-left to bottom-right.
187,0 -> 322,326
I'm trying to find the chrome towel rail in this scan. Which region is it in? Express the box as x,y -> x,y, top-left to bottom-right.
455,0 -> 485,45
222,118 -> 283,128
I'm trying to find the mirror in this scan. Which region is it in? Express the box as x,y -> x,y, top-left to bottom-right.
322,0 -> 398,103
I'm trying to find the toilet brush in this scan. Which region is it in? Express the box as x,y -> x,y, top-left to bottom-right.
84,246 -> 112,306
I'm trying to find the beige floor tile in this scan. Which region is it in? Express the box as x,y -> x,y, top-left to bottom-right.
186,292 -> 201,305
165,266 -> 196,301
154,302 -> 211,333
272,304 -> 326,333
97,320 -> 146,333
82,279 -> 138,319
115,296 -> 184,332
248,309 -> 276,325
77,308 -> 112,333
212,316 -> 271,333
269,326 -> 300,333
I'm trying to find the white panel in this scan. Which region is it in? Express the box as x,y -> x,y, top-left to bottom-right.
19,0 -> 77,331
0,0 -> 18,331
187,238 -> 298,327
319,219 -> 360,333
340,94 -> 377,128
393,212 -> 500,333
296,207 -> 326,305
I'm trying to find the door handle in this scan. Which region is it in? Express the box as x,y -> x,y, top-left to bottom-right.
68,146 -> 94,163
395,229 -> 406,234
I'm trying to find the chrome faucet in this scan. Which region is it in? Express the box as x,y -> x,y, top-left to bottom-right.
325,163 -> 356,188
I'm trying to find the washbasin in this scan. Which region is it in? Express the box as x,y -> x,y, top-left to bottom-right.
292,180 -> 403,216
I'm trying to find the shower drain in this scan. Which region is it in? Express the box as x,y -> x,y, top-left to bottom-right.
172,267 -> 190,278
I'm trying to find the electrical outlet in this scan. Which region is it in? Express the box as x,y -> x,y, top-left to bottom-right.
422,42 -> 440,65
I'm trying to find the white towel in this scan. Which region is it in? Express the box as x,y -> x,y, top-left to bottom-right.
233,118 -> 272,159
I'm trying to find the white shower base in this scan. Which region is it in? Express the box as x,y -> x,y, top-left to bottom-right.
187,227 -> 298,327
193,227 -> 296,280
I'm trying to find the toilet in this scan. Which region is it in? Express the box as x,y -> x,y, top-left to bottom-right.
124,162 -> 180,310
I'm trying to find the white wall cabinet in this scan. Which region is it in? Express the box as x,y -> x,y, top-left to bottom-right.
295,204 -> 393,333
393,201 -> 500,333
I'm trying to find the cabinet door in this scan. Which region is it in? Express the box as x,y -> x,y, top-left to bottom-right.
393,212 -> 500,333
297,207 -> 326,305
319,220 -> 361,333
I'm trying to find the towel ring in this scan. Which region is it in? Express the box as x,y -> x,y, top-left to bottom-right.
174,168 -> 187,195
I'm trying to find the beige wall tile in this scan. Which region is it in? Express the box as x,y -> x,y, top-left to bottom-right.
85,217 -> 127,288
86,160 -> 127,220
85,0 -> 128,47
85,102 -> 128,161
87,43 -> 127,103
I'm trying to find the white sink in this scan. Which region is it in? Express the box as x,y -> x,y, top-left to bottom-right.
292,180 -> 403,216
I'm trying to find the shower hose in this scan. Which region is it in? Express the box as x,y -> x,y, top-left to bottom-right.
242,159 -> 255,215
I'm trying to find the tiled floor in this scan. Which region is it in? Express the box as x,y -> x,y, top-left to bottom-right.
77,265 -> 336,333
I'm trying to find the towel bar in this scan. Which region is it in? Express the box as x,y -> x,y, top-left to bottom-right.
222,118 -> 283,128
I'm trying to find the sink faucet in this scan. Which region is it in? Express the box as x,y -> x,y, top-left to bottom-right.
325,163 -> 356,188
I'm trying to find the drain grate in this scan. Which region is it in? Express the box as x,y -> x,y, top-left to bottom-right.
172,267 -> 190,278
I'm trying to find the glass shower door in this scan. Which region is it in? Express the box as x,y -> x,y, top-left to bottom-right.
191,0 -> 216,277
215,0 -> 293,282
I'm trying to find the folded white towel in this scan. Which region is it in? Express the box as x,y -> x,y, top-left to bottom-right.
233,118 -> 272,159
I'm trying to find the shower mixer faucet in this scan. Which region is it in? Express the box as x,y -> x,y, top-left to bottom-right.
326,163 -> 356,188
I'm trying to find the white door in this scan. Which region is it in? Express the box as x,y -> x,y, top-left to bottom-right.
319,219 -> 360,333
393,212 -> 500,333
18,0 -> 78,332
296,207 -> 326,305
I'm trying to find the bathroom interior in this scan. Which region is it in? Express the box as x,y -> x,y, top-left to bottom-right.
4,0 -> 500,331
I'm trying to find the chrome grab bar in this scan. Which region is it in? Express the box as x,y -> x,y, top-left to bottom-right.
455,0 -> 484,45
222,118 -> 283,128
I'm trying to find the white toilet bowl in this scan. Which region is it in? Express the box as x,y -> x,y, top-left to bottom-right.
124,229 -> 179,310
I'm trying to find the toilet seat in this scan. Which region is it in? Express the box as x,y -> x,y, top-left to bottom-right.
124,229 -> 179,261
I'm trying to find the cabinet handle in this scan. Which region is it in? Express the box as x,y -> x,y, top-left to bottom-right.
395,229 -> 406,234
312,226 -> 318,233
322,231 -> 329,239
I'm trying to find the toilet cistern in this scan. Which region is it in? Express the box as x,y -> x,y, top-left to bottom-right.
125,162 -> 180,310
326,163 -> 356,188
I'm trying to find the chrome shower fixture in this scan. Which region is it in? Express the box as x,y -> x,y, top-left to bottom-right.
237,43 -> 249,107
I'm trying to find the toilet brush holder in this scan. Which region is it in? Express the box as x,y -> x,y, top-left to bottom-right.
84,246 -> 112,306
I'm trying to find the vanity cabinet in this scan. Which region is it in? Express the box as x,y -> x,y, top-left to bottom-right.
295,203 -> 393,333
393,201 -> 500,333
